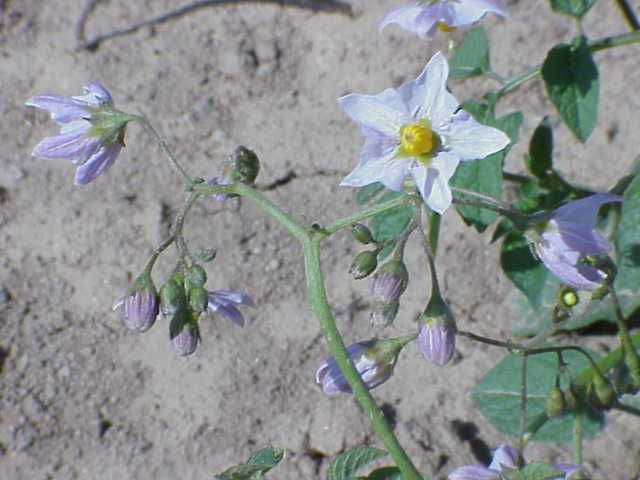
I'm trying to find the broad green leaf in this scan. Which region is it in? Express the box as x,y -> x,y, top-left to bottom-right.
549,0 -> 597,18
357,183 -> 385,204
327,447 -> 387,480
506,280 -> 560,337
216,446 -> 284,480
500,231 -> 554,308
471,349 -> 604,443
526,117 -> 553,178
509,462 -> 563,480
366,467 -> 403,480
449,27 -> 490,79
614,173 -> 640,308
371,191 -> 413,242
542,37 -> 599,143
451,102 -> 523,232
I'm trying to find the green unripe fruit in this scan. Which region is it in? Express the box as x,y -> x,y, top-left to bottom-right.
228,146 -> 260,184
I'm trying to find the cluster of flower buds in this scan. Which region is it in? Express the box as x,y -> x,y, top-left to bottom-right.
114,263 -> 253,356
370,259 -> 409,327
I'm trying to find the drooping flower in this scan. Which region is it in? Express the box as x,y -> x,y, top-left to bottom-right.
339,52 -> 509,214
448,444 -> 518,480
315,337 -> 412,395
370,259 -> 409,326
26,82 -> 134,185
206,290 -> 255,327
381,0 -> 508,39
417,321 -> 456,365
380,0 -> 507,38
529,194 -> 622,290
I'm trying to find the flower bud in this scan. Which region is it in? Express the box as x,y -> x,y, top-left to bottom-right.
350,223 -> 374,244
417,293 -> 456,366
160,272 -> 186,317
371,260 -> 408,304
589,373 -> 615,409
314,336 -> 412,395
113,286 -> 159,332
185,264 -> 207,288
564,384 -> 579,411
196,248 -> 217,263
227,146 -> 260,185
545,385 -> 565,418
349,250 -> 378,279
188,285 -> 208,313
370,301 -> 399,327
170,310 -> 200,356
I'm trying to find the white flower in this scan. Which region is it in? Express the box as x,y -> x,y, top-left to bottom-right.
339,52 -> 509,214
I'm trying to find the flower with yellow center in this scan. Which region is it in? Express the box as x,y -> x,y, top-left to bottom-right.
338,52 -> 509,214
380,0 -> 507,39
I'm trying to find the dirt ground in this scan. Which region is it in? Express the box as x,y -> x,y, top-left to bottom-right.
1,0 -> 639,479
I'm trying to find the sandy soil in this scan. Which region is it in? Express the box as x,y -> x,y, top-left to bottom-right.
1,0 -> 639,478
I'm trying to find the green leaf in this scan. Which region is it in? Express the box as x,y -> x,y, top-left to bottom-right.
357,182 -> 385,204
451,102 -> 523,232
549,0 -> 597,18
541,36 -> 599,143
377,242 -> 395,262
526,117 -> 553,178
327,447 -> 387,480
449,27 -> 490,79
501,231 -> 554,308
365,467 -> 403,480
471,349 -> 604,443
509,462 -> 563,480
371,191 -> 413,242
216,446 -> 284,480
614,173 -> 640,307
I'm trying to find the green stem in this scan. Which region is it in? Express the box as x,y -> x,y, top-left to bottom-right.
172,192 -> 200,262
572,412 -> 583,465
615,0 -> 640,30
518,355 -> 529,453
609,286 -> 640,387
303,238 -> 423,480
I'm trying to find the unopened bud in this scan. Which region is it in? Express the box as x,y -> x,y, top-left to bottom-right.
590,373 -> 615,409
113,286 -> 159,332
371,260 -> 408,304
349,250 -> 378,279
370,301 -> 399,327
170,310 -> 200,356
227,146 -> 260,185
565,384 -> 579,411
350,223 -> 374,244
160,272 -> 186,317
416,292 -> 457,366
188,285 -> 208,313
185,264 -> 207,288
196,248 -> 217,263
544,385 -> 565,418
314,336 -> 412,395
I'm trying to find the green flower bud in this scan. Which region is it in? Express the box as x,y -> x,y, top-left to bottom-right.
565,384 -> 579,411
349,250 -> 378,279
185,264 -> 207,289
370,301 -> 399,327
544,385 -> 565,418
196,248 -> 217,263
589,373 -> 615,409
350,223 -> 374,244
160,271 -> 186,316
188,285 -> 208,313
227,146 -> 260,184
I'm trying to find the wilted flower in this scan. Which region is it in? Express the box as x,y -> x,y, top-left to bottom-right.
529,194 -> 621,290
381,0 -> 507,39
315,337 -> 412,395
339,52 -> 509,214
113,287 -> 159,332
26,82 -> 135,185
448,444 -> 518,479
206,290 -> 254,327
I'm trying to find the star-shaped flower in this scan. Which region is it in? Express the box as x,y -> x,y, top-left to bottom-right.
381,0 -> 507,39
339,52 -> 509,214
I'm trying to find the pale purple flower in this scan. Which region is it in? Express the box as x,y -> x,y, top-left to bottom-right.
381,0 -> 507,39
26,82 -> 132,185
315,338 -> 407,394
206,290 -> 254,327
448,444 -> 518,479
532,194 -> 622,290
207,175 -> 232,201
550,464 -> 581,480
417,322 -> 456,365
339,52 -> 509,214
113,288 -> 159,332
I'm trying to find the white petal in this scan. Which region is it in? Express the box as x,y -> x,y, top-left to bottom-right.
339,90 -> 409,137
410,152 -> 460,214
379,4 -> 423,34
446,110 -> 510,160
341,152 -> 411,192
450,0 -> 508,26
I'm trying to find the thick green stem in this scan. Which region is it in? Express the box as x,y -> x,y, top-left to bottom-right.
303,237 -> 423,480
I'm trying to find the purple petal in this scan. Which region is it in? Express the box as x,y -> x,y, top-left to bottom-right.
448,465 -> 500,480
214,303 -> 245,327
338,89 -> 409,137
417,323 -> 455,365
446,110 -> 510,160
488,444 -> 518,470
73,82 -> 113,107
553,194 -> 621,226
209,290 -> 255,307
449,0 -> 508,26
26,95 -> 90,123
536,238 -> 605,290
31,123 -> 93,159
74,143 -> 121,185
380,4 -> 434,38
550,222 -> 611,255
415,3 -> 454,35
